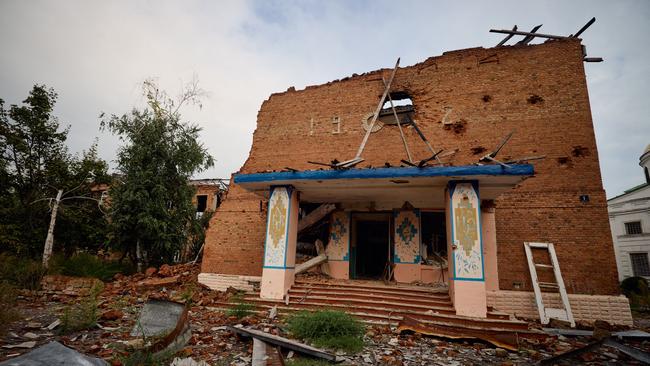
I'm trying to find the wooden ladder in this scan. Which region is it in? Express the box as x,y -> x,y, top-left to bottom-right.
524,242 -> 575,328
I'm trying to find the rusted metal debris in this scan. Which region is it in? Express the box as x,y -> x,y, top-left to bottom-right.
227,325 -> 338,362
538,337 -> 650,365
396,315 -> 552,352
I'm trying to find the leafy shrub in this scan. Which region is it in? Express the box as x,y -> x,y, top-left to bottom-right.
621,277 -> 650,310
0,281 -> 19,335
59,283 -> 103,334
226,293 -> 255,319
0,253 -> 46,290
286,310 -> 364,352
50,252 -> 134,281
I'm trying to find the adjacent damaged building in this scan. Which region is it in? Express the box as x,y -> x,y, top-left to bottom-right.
199,38 -> 632,326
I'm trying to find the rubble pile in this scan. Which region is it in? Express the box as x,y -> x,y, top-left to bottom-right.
1,263 -> 650,365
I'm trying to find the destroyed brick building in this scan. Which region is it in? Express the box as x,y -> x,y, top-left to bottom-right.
199,38 -> 632,325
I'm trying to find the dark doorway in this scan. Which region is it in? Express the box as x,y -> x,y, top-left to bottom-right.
421,212 -> 447,260
196,195 -> 207,212
351,214 -> 390,279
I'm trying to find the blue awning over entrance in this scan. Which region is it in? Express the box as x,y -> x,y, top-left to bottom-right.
234,164 -> 534,206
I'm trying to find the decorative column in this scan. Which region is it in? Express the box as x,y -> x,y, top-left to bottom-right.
393,209 -> 422,283
260,185 -> 299,300
326,211 -> 351,279
447,181 -> 487,318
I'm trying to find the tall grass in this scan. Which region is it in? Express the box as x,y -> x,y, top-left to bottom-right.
0,281 -> 19,335
0,253 -> 46,290
50,252 -> 134,281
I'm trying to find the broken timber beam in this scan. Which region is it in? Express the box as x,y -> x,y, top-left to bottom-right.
295,254 -> 327,275
516,24 -> 543,45
382,75 -> 413,164
489,29 -> 568,40
227,326 -> 338,362
572,17 -> 596,38
298,204 -> 336,234
496,25 -> 517,46
396,315 -> 538,351
352,57 -> 400,160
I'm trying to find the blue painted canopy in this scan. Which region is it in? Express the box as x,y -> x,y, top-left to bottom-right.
234,164 -> 533,185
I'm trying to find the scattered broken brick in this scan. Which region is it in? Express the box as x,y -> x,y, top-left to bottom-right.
100,310 -> 124,321
136,275 -> 180,288
144,267 -> 157,277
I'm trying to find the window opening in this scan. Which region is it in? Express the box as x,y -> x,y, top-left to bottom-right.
631,253 -> 650,277
625,221 -> 643,235
196,195 -> 208,213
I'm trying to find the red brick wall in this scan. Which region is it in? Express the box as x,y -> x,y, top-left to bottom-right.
201,39 -> 619,295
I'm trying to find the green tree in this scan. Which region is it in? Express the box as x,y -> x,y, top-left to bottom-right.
0,85 -> 110,257
101,80 -> 214,267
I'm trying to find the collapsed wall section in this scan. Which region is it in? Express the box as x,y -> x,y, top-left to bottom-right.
201,39 -> 619,295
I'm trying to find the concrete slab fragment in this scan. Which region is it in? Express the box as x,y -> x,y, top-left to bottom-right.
0,341 -> 108,366
130,299 -> 185,338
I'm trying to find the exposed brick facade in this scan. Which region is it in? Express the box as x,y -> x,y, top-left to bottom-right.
201,39 -> 620,295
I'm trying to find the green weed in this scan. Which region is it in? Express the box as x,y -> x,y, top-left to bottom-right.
59,282 -> 103,334
226,293 -> 255,319
286,310 -> 364,352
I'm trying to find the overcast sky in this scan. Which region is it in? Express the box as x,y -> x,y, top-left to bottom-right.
1,0 -> 648,198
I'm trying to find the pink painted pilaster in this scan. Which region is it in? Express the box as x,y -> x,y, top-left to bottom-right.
481,202 -> 499,291
260,186 -> 299,300
447,181 -> 487,318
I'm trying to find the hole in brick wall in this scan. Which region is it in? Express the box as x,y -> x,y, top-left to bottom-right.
471,146 -> 487,155
381,92 -> 413,109
482,95 -> 492,102
443,119 -> 467,134
557,156 -> 572,168
527,94 -> 544,104
572,145 -> 590,157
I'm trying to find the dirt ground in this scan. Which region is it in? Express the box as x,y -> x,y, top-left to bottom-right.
1,264 -> 650,365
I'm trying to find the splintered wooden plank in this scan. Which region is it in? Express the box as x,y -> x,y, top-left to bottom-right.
227,326 -> 337,362
298,204 -> 336,234
354,58 -> 400,159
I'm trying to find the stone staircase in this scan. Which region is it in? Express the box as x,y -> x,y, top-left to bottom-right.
213,280 -> 532,333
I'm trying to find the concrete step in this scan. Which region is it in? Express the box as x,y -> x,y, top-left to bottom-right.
247,296 -> 456,315
281,295 -> 454,313
293,280 -> 445,294
288,287 -> 452,305
291,283 -> 450,300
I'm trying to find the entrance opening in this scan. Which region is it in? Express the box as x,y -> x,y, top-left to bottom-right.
196,195 -> 207,212
351,213 -> 390,279
421,212 -> 447,261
